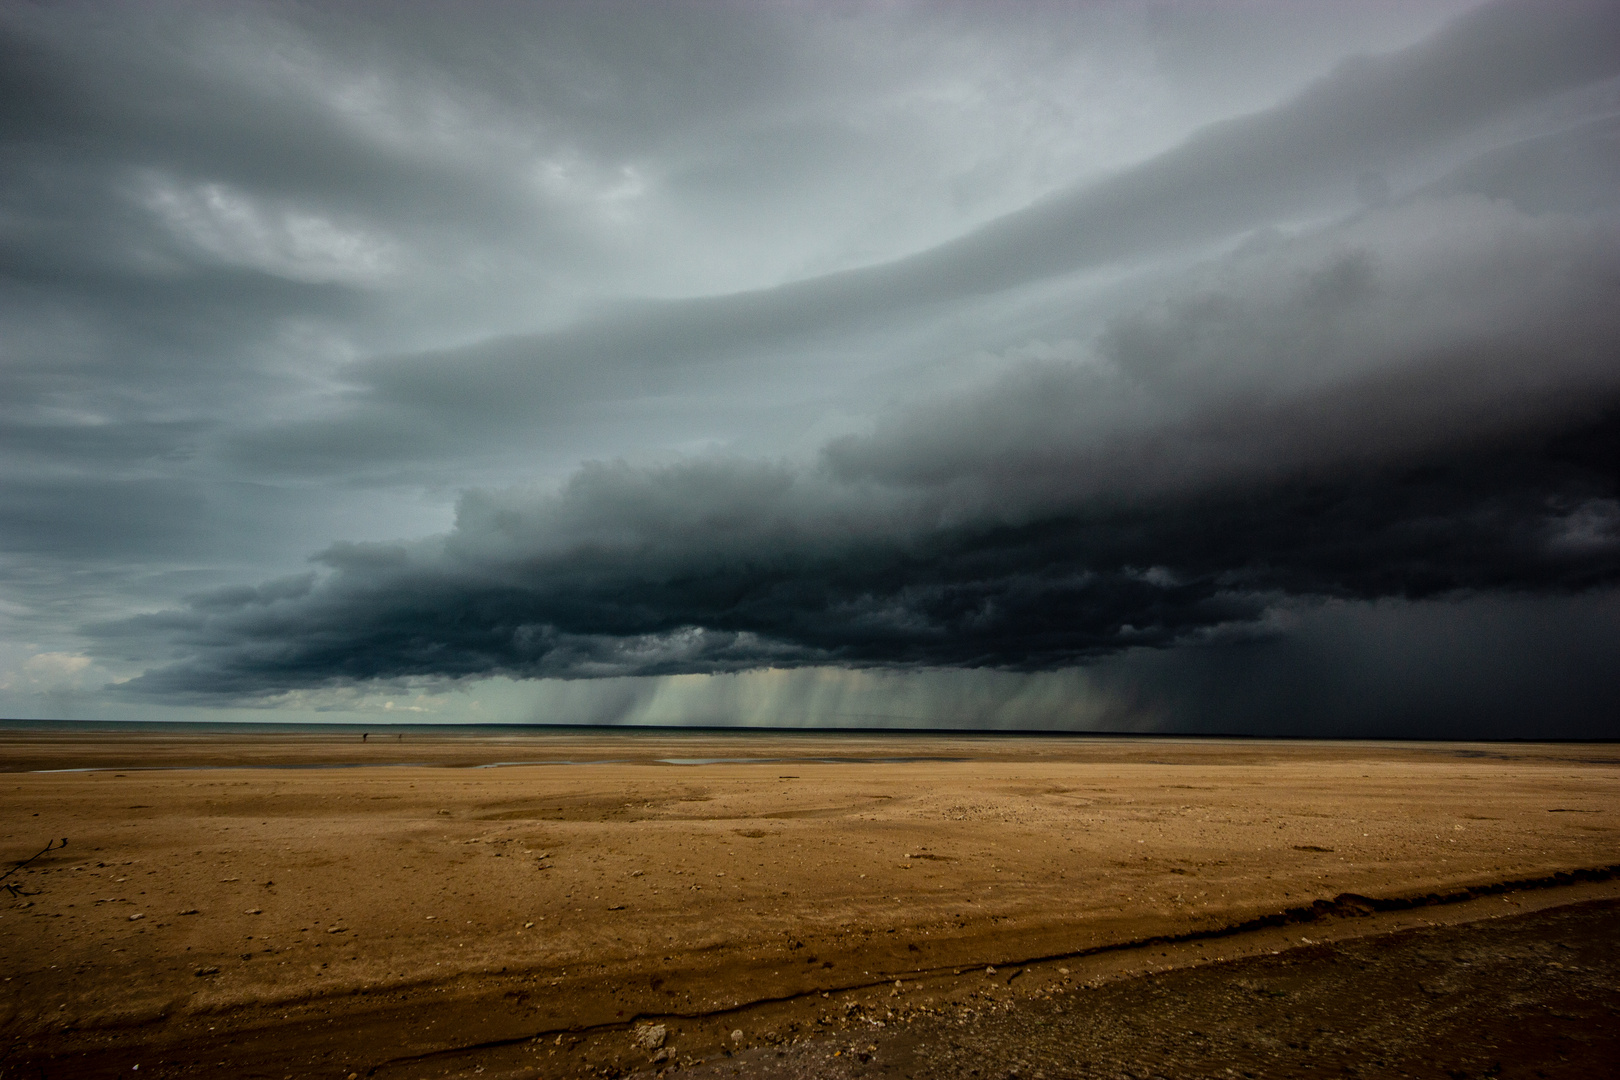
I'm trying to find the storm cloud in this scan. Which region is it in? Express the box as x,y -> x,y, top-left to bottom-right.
103,191 -> 1620,706
225,0 -> 1620,473
5,0 -> 1619,732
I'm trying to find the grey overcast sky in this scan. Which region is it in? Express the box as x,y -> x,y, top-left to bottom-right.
3,0 -> 1619,735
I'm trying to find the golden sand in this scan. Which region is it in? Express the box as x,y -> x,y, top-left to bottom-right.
2,731 -> 1616,1076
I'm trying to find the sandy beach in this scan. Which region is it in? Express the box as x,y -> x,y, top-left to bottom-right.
2,730 -> 1617,1078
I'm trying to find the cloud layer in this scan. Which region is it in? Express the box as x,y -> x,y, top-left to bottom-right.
5,0 -> 1619,733
103,193 -> 1620,705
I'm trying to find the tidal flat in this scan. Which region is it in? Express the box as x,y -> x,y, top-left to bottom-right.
2,730 -> 1617,1078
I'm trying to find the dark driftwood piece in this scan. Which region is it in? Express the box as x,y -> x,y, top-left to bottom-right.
1,837 -> 66,897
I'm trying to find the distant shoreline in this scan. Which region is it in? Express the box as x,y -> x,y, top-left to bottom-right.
2,716 -> 1618,743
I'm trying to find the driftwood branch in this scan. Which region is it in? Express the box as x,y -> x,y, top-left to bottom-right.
1,837 -> 67,897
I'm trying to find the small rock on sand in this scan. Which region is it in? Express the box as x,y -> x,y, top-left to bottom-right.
633,1022 -> 667,1050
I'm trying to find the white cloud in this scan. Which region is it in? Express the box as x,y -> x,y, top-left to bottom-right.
0,651 -> 98,694
139,175 -> 399,284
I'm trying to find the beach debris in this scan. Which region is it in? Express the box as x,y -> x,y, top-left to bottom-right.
632,1022 -> 667,1051
1,838 -> 66,897
730,1029 -> 744,1044
523,921 -> 534,929
194,966 -> 219,977
985,966 -> 996,975
245,908 -> 262,915
129,913 -> 144,921
327,925 -> 347,933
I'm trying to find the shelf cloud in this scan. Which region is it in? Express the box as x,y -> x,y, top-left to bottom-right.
103,194 -> 1620,711
5,0 -> 1618,732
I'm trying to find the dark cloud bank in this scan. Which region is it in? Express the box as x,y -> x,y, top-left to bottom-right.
103,192 -> 1620,732
20,0 -> 1620,735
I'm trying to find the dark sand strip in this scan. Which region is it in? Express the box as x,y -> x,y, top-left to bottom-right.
675,894 -> 1620,1080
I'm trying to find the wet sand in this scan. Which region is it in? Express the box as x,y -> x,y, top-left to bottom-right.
687,895 -> 1620,1080
1,730 -> 1616,1078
